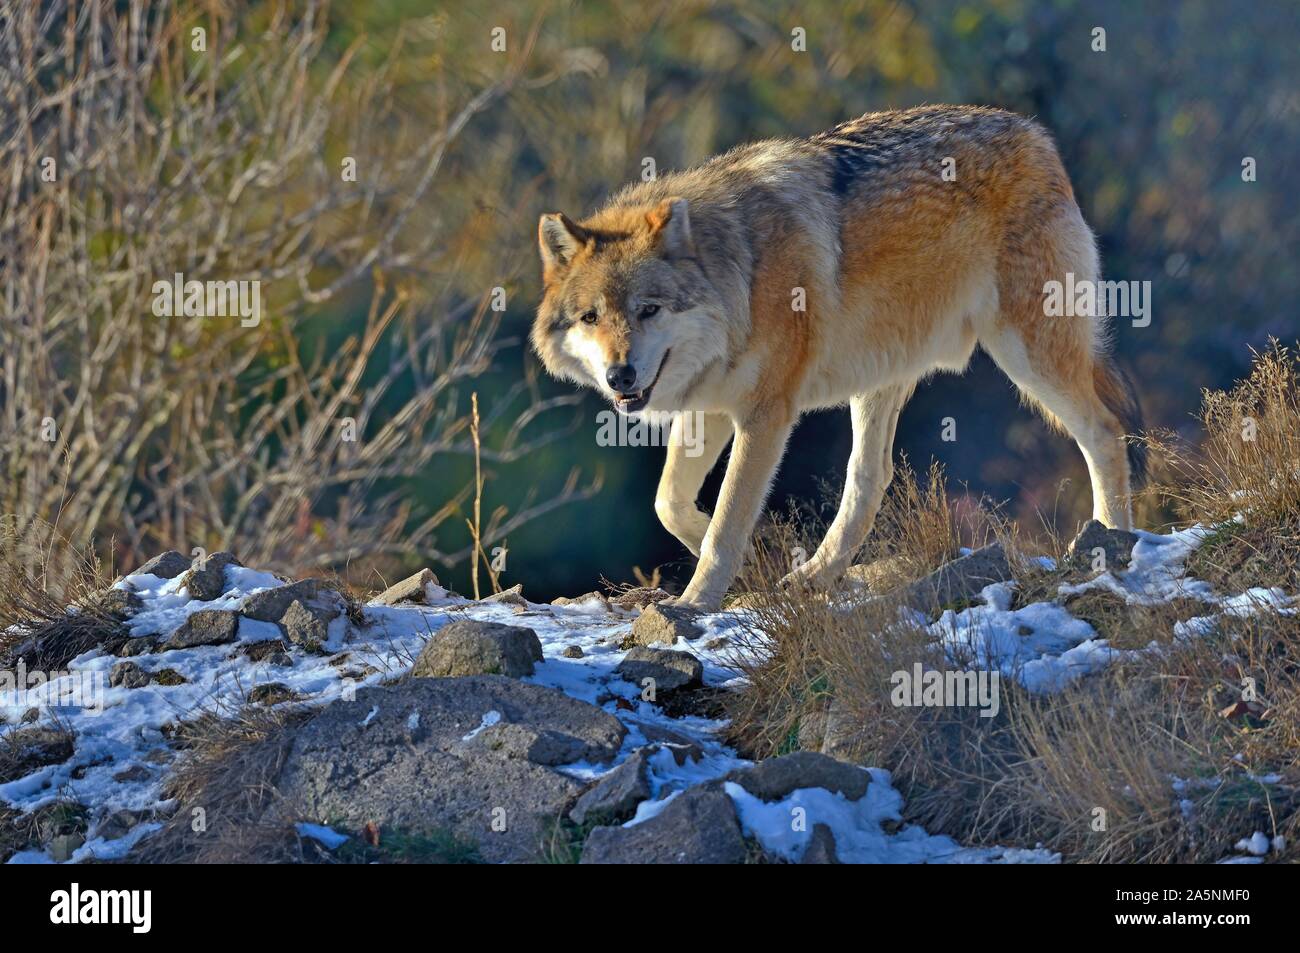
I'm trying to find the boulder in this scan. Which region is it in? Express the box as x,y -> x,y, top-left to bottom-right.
275,676 -> 626,863
162,609 -> 239,650
725,751 -> 870,802
569,748 -> 655,826
133,551 -> 191,580
181,551 -> 241,601
411,619 -> 543,679
630,603 -> 704,646
615,646 -> 704,695
371,568 -> 442,606
1067,519 -> 1140,571
280,598 -> 343,653
461,722 -> 595,766
108,661 -> 151,690
240,578 -> 340,623
901,542 -> 1013,610
561,644 -> 585,659
580,783 -> 747,864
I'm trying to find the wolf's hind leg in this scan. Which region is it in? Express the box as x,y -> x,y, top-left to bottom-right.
655,412 -> 734,557
787,383 -> 913,588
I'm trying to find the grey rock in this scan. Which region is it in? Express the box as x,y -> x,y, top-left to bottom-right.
275,676 -> 625,863
1067,519 -> 1140,571
481,583 -> 527,607
725,751 -> 870,802
372,568 -> 442,606
134,551 -> 191,580
630,603 -> 705,646
901,542 -> 1012,610
240,578 -> 338,623
280,597 -> 345,653
635,723 -> 705,762
109,661 -> 151,690
801,823 -> 840,864
411,619 -> 543,679
570,748 -> 655,826
561,644 -> 585,659
463,722 -> 590,766
580,783 -> 747,864
162,609 -> 239,650
94,589 -> 145,618
615,646 -> 704,695
181,551 -> 241,601
116,636 -> 158,657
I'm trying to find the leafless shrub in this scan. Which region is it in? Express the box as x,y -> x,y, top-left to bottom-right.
0,1 -> 598,596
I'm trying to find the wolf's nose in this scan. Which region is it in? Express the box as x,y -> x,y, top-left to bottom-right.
606,364 -> 637,392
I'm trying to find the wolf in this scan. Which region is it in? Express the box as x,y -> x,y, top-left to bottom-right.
532,105 -> 1144,612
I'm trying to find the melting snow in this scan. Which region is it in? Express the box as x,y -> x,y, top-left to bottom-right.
1,520 -> 1290,864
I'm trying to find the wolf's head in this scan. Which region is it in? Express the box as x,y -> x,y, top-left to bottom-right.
531,197 -> 727,415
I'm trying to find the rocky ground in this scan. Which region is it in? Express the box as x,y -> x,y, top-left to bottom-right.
0,518 -> 1291,864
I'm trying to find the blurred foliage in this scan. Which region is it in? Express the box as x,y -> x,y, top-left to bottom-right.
238,1 -> 1300,596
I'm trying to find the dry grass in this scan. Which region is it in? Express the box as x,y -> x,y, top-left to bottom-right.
135,707 -> 311,864
726,345 -> 1300,863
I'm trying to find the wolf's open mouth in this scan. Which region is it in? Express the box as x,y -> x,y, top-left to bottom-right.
614,350 -> 670,414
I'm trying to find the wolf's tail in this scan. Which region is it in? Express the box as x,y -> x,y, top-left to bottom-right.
1093,354 -> 1147,488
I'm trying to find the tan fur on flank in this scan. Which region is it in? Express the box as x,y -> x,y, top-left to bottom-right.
533,106 -> 1144,611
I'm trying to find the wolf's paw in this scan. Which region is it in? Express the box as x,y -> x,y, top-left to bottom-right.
778,563 -> 843,594
662,592 -> 721,614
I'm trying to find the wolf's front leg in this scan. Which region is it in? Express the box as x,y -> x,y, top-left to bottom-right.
654,412 -> 734,557
674,406 -> 794,611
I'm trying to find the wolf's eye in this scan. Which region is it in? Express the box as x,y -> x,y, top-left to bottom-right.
580,310 -> 598,325
639,304 -> 661,319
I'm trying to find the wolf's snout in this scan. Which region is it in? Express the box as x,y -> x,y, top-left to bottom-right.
605,364 -> 637,392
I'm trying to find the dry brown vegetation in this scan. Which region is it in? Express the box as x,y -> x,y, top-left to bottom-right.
0,2 -> 598,599
137,707 -> 310,864
724,344 -> 1300,863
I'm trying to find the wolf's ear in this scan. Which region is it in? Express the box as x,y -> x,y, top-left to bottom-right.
647,197 -> 693,259
539,213 -> 588,274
